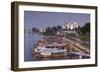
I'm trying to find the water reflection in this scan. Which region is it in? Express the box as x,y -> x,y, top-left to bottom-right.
24,32 -> 44,61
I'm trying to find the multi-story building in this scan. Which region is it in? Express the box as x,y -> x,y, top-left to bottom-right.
64,22 -> 79,30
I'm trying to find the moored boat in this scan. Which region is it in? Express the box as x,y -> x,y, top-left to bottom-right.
33,46 -> 67,58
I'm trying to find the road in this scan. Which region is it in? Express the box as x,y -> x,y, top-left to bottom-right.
63,37 -> 90,55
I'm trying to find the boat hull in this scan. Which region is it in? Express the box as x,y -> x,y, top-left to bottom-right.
35,53 -> 66,58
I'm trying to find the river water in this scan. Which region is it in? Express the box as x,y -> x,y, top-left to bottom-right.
24,32 -> 44,61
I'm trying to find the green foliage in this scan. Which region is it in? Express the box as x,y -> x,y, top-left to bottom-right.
43,25 -> 62,36
80,23 -> 90,34
80,34 -> 90,41
32,27 -> 40,33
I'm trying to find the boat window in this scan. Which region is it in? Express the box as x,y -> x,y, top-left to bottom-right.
52,53 -> 54,55
61,52 -> 63,54
46,46 -> 49,48
57,53 -> 59,54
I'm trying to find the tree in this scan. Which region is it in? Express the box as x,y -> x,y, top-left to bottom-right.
57,26 -> 62,30
43,27 -> 52,35
80,23 -> 90,34
43,25 -> 62,36
32,27 -> 40,33
52,26 -> 57,34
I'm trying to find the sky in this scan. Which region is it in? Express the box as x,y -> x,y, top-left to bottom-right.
24,11 -> 90,31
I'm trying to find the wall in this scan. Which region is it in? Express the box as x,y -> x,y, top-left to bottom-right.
0,0 -> 99,73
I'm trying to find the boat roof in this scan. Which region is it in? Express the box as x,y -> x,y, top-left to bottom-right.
45,42 -> 66,47
41,49 -> 66,53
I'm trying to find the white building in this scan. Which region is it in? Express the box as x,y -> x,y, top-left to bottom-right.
64,22 -> 79,30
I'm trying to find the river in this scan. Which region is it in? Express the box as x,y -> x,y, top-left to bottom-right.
24,32 -> 44,61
